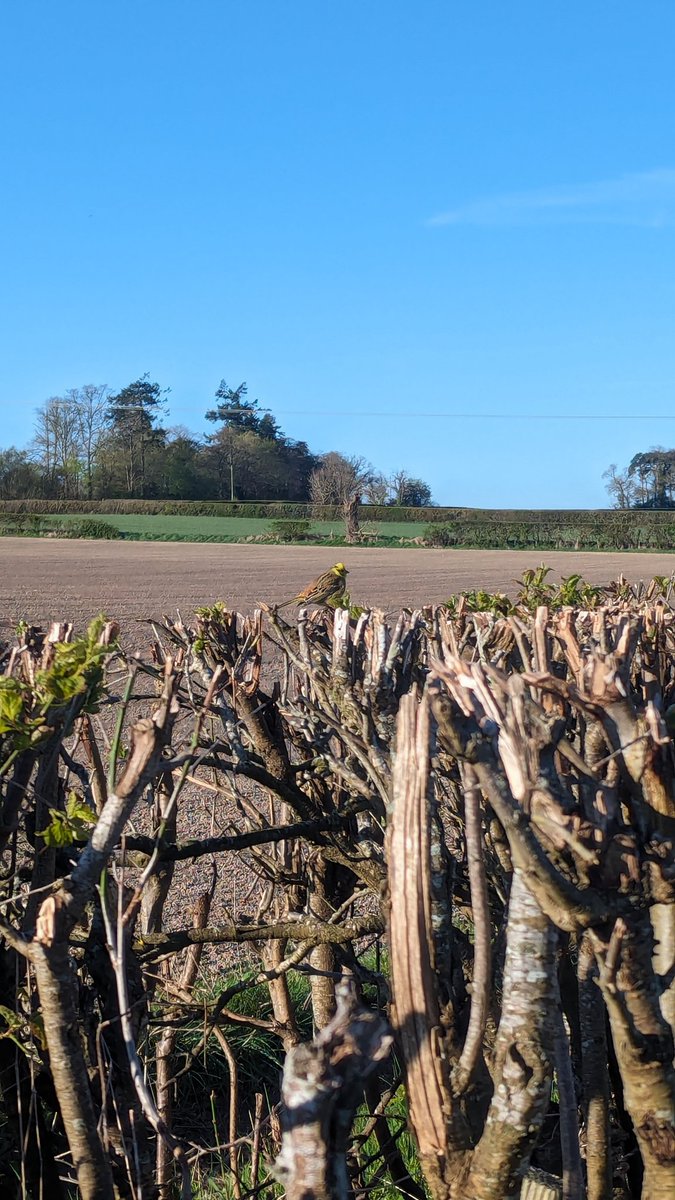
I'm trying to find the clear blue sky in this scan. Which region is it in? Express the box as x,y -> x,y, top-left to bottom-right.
2,1 -> 675,507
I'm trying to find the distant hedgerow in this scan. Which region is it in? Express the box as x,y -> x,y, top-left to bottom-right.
65,519 -> 121,540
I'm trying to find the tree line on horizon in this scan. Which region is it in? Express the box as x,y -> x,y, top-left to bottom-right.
604,447 -> 675,509
0,376 -> 433,508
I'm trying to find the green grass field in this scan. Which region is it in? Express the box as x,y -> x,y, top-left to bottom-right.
6,508 -> 674,551
37,513 -> 428,542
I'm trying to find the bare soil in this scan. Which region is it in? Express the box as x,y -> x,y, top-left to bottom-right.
1,538 -> 674,642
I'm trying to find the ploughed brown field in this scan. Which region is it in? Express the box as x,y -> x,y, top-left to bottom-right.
1,537 -> 674,641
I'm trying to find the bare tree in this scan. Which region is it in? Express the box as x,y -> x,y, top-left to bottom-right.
31,395 -> 82,497
389,468 -> 433,507
363,472 -> 390,505
71,384 -> 110,499
309,452 -> 374,541
603,463 -> 635,508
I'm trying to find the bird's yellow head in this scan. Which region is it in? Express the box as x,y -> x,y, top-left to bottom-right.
333,563 -> 347,575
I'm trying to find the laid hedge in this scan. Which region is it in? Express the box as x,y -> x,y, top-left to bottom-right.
0,499 -> 351,521
423,521 -> 675,551
0,498 -> 455,521
1,498 -> 674,525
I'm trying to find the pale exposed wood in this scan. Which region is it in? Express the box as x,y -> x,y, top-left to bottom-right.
388,691 -> 471,1200
466,873 -> 558,1200
274,979 -> 392,1200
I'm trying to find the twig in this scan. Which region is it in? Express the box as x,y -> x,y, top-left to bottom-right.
124,814 -> 348,862
251,1094 -> 264,1193
99,866 -> 193,1200
212,1026 -> 242,1200
134,913 -> 383,961
123,666 -> 224,927
107,669 -> 137,794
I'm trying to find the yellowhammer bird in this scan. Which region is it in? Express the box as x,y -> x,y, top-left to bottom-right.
276,563 -> 349,609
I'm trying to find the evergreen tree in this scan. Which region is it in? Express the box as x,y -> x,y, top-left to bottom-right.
106,375 -> 167,497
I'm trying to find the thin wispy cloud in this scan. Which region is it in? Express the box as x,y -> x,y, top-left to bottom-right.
428,169 -> 675,227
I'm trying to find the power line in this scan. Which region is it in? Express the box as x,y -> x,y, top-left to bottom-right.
267,410 -> 675,421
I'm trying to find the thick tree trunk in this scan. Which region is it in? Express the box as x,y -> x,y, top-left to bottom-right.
308,855 -> 337,1030
274,979 -> 391,1200
594,916 -> 675,1200
32,938 -> 115,1200
388,693 -> 471,1200
343,494 -> 360,542
466,872 -> 558,1200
